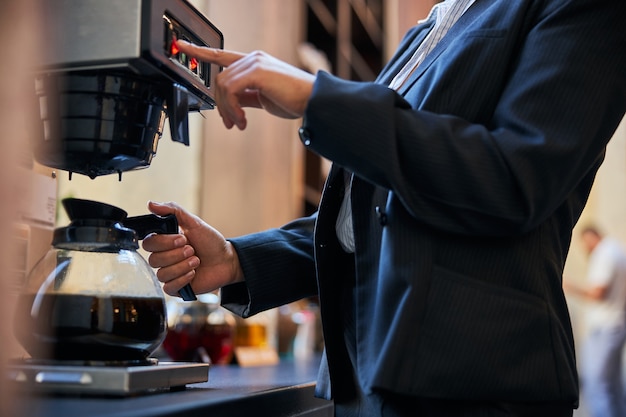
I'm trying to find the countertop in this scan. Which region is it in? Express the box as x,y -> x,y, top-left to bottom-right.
11,356 -> 333,417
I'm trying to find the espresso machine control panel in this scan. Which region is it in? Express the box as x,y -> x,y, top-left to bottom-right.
164,13 -> 210,89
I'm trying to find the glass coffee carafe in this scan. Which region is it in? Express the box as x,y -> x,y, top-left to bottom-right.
13,198 -> 178,363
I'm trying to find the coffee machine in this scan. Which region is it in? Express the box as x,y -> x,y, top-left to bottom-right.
7,0 -> 223,395
34,0 -> 223,181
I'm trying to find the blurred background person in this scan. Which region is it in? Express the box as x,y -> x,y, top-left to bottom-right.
565,226 -> 626,417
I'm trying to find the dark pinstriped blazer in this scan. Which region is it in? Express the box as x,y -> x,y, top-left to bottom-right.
222,0 -> 626,405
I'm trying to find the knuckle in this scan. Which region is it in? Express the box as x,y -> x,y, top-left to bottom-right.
248,50 -> 267,67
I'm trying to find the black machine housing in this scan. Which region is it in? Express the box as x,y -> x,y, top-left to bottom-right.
33,0 -> 224,179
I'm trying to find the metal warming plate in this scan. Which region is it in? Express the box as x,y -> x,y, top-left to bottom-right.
7,361 -> 209,396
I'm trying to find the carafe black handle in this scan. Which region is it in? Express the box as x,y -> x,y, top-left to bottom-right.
122,214 -> 178,239
122,214 -> 197,302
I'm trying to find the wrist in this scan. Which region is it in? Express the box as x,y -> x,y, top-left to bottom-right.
226,241 -> 245,284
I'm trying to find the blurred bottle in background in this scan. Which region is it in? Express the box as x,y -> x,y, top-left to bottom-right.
162,293 -> 236,365
278,300 -> 323,361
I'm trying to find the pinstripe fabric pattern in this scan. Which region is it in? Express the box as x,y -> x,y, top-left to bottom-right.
335,0 -> 476,254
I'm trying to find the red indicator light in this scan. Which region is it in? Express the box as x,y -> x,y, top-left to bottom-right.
170,38 -> 180,56
190,57 -> 198,72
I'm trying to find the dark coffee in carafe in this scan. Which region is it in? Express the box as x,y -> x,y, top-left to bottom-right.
14,293 -> 166,361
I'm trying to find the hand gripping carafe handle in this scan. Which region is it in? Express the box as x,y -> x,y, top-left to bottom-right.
122,214 -> 197,301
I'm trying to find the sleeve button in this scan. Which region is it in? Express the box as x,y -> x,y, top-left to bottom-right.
299,127 -> 312,146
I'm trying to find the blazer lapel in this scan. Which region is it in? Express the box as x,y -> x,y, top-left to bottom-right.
376,21 -> 435,85
397,0 -> 490,96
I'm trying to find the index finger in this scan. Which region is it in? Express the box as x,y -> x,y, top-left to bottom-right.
142,232 -> 187,252
176,40 -> 245,67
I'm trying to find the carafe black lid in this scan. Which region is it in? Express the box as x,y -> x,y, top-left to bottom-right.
63,198 -> 127,223
52,198 -> 138,251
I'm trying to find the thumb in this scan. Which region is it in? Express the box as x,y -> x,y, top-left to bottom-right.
147,200 -> 177,216
147,201 -> 202,232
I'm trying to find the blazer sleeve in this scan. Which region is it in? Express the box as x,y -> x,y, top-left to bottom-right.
220,214 -> 318,317
299,0 -> 626,237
